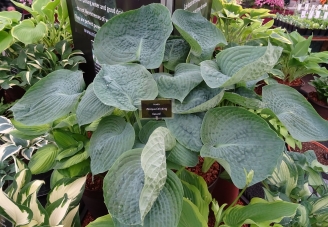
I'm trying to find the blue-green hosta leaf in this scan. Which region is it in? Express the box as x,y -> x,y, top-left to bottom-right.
140,127 -> 175,221
153,64 -> 203,102
103,149 -> 183,226
172,10 -> 227,61
48,176 -> 86,208
163,38 -> 190,71
28,144 -> 58,174
0,31 -> 14,52
24,192 -> 49,225
223,87 -> 265,109
11,20 -> 47,45
262,84 -> 328,141
89,116 -> 134,175
0,145 -> 21,162
173,83 -> 224,114
200,60 -> 230,88
94,64 -> 158,111
93,4 -> 172,69
216,43 -> 282,87
76,83 -> 114,126
167,142 -> 199,167
10,70 -> 85,126
166,113 -> 203,152
200,107 -> 285,188
138,121 -> 166,144
0,188 -> 32,226
178,198 -> 208,227
0,11 -> 22,23
46,195 -> 71,226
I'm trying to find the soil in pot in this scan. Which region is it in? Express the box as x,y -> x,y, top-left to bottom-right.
186,157 -> 220,190
275,78 -> 305,94
308,92 -> 328,120
288,141 -> 328,165
82,173 -> 108,222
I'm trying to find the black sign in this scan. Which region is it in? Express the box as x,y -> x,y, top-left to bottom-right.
0,215 -> 14,227
66,0 -> 212,84
141,100 -> 173,119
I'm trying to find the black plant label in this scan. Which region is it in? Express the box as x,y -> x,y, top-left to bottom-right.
141,99 -> 173,120
0,215 -> 14,227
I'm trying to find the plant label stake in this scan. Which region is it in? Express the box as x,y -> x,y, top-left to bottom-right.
0,215 -> 14,227
141,99 -> 173,120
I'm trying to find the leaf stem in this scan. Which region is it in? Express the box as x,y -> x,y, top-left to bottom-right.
134,111 -> 142,130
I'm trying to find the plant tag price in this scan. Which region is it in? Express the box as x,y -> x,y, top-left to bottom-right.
304,3 -> 309,10
308,10 -> 314,19
297,3 -> 302,10
141,99 -> 173,119
315,10 -> 321,18
0,215 -> 14,227
301,10 -> 307,18
324,12 -> 328,19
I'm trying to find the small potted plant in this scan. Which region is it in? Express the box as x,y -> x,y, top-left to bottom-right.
308,76 -> 328,119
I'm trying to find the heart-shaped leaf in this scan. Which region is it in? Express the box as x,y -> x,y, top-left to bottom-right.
12,20 -> 47,45
167,142 -> 199,167
201,107 -> 285,188
93,4 -> 173,69
0,16 -> 12,31
163,38 -> 190,71
103,149 -> 183,226
172,10 -> 227,61
76,83 -> 114,126
223,87 -> 265,109
262,84 -> 328,141
153,63 -> 203,102
94,64 -> 158,111
0,11 -> 22,23
138,121 -> 166,144
140,127 -> 175,221
10,70 -> 85,126
0,31 -> 14,52
173,83 -> 224,114
89,116 -> 135,175
215,43 -> 282,87
200,60 -> 230,88
166,113 -> 203,152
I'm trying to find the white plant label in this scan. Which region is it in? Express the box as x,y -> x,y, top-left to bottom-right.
304,3 -> 309,10
308,10 -> 314,19
318,5 -> 322,10
324,5 -> 328,10
324,11 -> 328,19
311,5 -> 316,11
297,3 -> 302,10
315,11 -> 321,18
301,10 -> 307,18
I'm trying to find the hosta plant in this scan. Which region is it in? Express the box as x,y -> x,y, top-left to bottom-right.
0,0 -> 71,52
309,76 -> 328,104
263,151 -> 328,226
9,3 -> 328,226
0,167 -> 86,227
269,31 -> 328,83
